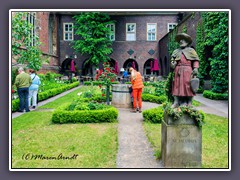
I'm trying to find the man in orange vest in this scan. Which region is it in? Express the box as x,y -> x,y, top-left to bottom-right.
129,67 -> 144,113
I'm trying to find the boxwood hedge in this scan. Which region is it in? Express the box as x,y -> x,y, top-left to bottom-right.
51,104 -> 118,124
142,105 -> 164,123
12,81 -> 79,112
141,94 -> 167,104
203,90 -> 228,100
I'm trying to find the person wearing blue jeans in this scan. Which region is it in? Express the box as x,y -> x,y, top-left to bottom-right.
14,67 -> 32,112
28,69 -> 41,109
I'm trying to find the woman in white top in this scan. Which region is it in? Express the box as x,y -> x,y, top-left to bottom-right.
28,69 -> 41,109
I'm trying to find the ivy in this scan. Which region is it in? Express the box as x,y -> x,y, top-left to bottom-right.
168,27 -> 179,55
165,72 -> 174,103
164,103 -> 205,128
201,12 -> 229,93
12,12 -> 42,70
182,24 -> 187,33
73,12 -> 114,66
196,21 -> 209,80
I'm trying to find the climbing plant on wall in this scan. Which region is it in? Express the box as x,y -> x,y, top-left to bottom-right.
12,12 -> 42,70
201,12 -> 229,93
168,27 -> 179,55
181,24 -> 187,33
196,21 -> 208,79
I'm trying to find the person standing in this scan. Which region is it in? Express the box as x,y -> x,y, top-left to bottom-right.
170,33 -> 200,108
14,67 -> 32,112
122,68 -> 128,84
129,67 -> 144,113
28,69 -> 41,109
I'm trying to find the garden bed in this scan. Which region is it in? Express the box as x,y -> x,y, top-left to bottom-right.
51,102 -> 118,124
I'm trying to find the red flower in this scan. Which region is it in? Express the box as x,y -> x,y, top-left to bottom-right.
102,94 -> 105,97
12,89 -> 15,93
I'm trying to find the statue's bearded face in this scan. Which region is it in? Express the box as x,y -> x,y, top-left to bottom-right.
179,39 -> 188,48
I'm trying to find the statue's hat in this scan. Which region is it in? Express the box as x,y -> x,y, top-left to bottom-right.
175,33 -> 192,45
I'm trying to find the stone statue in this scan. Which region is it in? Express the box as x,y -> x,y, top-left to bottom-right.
170,33 -> 200,108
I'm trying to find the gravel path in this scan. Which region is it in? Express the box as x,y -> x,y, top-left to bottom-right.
116,102 -> 163,168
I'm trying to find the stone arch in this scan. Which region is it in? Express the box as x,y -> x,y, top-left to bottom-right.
123,59 -> 138,73
61,58 -> 76,75
143,58 -> 154,76
82,58 -> 118,77
82,59 -> 95,76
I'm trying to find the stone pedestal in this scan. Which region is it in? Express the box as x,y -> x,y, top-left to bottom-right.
161,111 -> 202,168
111,84 -> 132,108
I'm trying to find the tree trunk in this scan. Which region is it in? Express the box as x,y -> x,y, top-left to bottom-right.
106,85 -> 110,105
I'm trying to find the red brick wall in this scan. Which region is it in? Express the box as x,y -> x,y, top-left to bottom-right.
59,14 -> 178,76
37,12 -> 49,54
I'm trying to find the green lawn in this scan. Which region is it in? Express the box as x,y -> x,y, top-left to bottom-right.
143,114 -> 229,168
12,85 -> 225,169
39,86 -> 101,109
12,86 -> 118,168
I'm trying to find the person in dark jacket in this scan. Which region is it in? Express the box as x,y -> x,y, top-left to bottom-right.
14,67 -> 32,112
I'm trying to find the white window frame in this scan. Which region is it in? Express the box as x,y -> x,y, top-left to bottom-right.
147,23 -> 157,41
126,23 -> 136,41
106,23 -> 115,41
168,23 -> 178,32
26,12 -> 36,46
63,23 -> 74,41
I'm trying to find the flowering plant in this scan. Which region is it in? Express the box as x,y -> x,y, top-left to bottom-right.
96,62 -> 117,104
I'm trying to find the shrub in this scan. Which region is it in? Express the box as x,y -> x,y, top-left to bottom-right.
12,99 -> 20,112
203,90 -> 228,100
154,81 -> 166,96
12,81 -> 79,112
51,103 -> 118,124
142,105 -> 164,123
142,94 -> 167,104
83,81 -> 92,86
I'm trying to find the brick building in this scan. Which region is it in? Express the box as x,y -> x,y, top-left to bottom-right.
12,11 -> 186,78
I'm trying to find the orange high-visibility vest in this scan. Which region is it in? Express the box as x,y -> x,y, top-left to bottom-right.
131,71 -> 144,89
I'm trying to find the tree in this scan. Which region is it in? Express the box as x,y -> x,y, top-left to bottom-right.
12,12 -> 42,70
73,12 -> 114,66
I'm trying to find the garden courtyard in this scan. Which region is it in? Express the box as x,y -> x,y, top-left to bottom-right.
11,81 -> 229,169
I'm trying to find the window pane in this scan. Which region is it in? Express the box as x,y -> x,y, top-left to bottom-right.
110,25 -> 114,31
65,25 -> 68,31
69,33 -> 73,40
127,25 -> 135,32
110,35 -> 114,40
148,24 -> 156,32
152,33 -> 156,40
127,33 -> 135,41
65,33 -> 68,40
69,26 -> 72,31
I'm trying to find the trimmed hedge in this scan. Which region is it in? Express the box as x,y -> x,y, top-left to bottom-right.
142,94 -> 167,104
51,104 -> 118,124
203,90 -> 228,100
12,81 -> 80,112
142,105 -> 164,123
